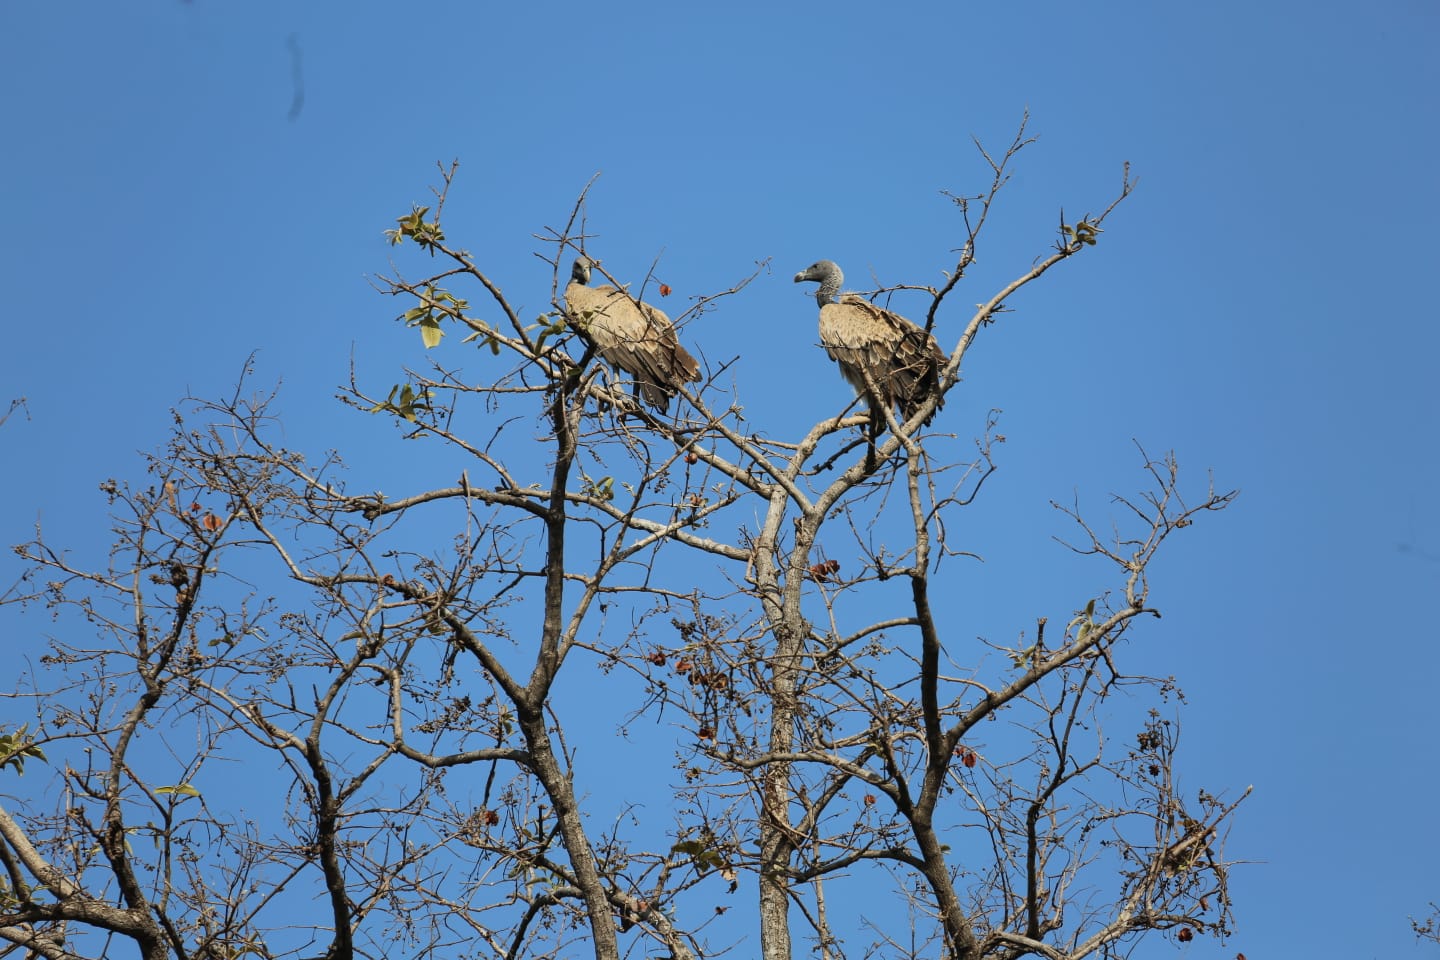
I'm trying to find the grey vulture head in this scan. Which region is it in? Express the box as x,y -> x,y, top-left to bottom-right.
564,256 -> 701,412
793,259 -> 946,429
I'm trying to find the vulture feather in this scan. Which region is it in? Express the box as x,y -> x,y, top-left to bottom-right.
564,256 -> 700,411
793,259 -> 946,429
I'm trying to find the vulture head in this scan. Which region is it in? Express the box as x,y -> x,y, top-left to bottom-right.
570,256 -> 600,286
794,259 -> 845,306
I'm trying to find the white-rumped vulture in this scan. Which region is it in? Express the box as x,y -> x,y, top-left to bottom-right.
564,256 -> 700,411
793,259 -> 946,429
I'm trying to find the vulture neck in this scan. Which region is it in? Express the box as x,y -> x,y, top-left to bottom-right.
814,273 -> 843,307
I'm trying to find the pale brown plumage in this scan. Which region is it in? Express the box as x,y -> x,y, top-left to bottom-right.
564,256 -> 700,411
793,259 -> 946,429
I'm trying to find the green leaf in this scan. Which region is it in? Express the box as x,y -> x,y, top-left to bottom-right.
398,384 -> 418,421
368,383 -> 431,422
155,783 -> 202,799
420,317 -> 444,349
670,839 -> 724,874
0,726 -> 48,775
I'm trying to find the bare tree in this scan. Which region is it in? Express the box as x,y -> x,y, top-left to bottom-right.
2,119 -> 1244,960
0,397 -> 28,430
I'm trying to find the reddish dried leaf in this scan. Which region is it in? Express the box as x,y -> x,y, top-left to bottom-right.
659,284 -> 672,297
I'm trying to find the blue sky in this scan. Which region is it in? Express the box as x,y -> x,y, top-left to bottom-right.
2,1 -> 1438,956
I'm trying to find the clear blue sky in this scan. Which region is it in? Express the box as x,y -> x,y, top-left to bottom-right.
2,2 -> 1437,956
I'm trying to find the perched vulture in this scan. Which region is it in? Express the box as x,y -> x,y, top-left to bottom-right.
793,259 -> 946,430
564,256 -> 700,411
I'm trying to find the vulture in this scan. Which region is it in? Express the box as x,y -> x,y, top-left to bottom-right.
793,259 -> 947,431
564,256 -> 700,412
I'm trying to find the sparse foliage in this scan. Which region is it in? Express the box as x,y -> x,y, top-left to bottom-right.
1414,903 -> 1440,945
2,120 -> 1243,960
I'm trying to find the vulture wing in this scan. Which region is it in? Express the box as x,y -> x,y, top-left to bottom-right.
819,294 -> 945,424
565,277 -> 699,411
